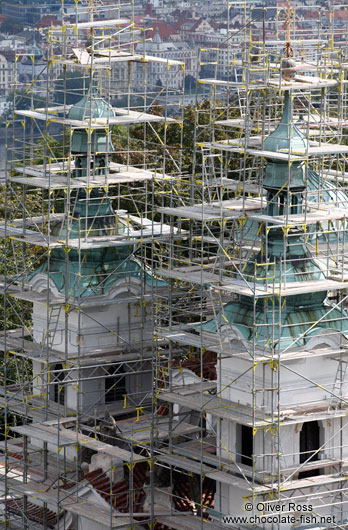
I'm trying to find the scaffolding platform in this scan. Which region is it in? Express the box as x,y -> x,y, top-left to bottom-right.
65,48 -> 184,67
11,161 -> 171,189
0,220 -> 176,249
156,267 -> 348,297
199,139 -> 348,160
14,108 -> 176,127
248,206 -> 348,227
12,423 -> 145,463
159,329 -> 348,363
157,198 -> 263,220
198,75 -> 337,91
0,392 -> 76,423
158,387 -> 348,427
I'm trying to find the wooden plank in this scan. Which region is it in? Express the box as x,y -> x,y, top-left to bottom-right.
67,18 -> 129,29
158,330 -> 220,349
157,390 -> 265,427
39,425 -> 145,462
158,198 -> 262,220
157,453 -> 245,488
248,206 -> 348,227
11,425 -> 76,447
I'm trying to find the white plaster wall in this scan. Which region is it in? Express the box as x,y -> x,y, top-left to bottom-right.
32,299 -> 152,355
219,355 -> 343,412
65,367 -> 104,413
215,482 -> 347,529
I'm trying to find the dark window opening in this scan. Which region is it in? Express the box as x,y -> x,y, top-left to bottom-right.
241,425 -> 253,466
267,192 -> 275,216
299,420 -> 320,479
278,193 -> 285,215
75,156 -> 82,178
105,365 -> 126,403
97,157 -> 105,175
291,194 -> 298,213
53,363 -> 65,406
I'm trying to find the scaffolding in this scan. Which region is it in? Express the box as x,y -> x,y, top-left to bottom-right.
152,1 -> 348,529
2,1 -> 348,530
0,0 -> 186,528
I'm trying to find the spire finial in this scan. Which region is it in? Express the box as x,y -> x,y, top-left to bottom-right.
283,0 -> 293,58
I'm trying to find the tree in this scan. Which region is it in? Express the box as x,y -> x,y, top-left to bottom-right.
184,74 -> 196,92
7,90 -> 46,112
0,18 -> 24,35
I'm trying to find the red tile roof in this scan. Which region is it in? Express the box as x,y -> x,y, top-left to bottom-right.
36,15 -> 61,29
84,463 -> 147,512
175,351 -> 217,380
7,500 -> 60,529
146,21 -> 177,40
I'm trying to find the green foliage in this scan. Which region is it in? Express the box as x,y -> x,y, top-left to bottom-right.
7,90 -> 46,112
184,74 -> 196,92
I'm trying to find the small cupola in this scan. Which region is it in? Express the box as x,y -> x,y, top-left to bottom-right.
68,85 -> 115,177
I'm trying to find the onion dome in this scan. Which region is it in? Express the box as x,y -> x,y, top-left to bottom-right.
29,195 -> 142,298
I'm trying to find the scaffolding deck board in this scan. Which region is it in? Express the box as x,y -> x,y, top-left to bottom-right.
248,206 -> 348,226
199,76 -> 337,91
67,18 -> 129,29
155,268 -> 348,297
160,328 -> 348,362
11,161 -> 170,188
0,393 -> 76,422
158,389 -> 267,427
171,381 -> 217,395
215,278 -> 348,297
15,108 -> 175,127
158,387 -> 348,427
65,49 -> 184,67
116,415 -> 201,442
158,329 -> 221,349
12,423 -> 145,463
200,139 -> 348,160
157,453 -> 245,488
158,198 -> 263,220
0,223 -> 175,248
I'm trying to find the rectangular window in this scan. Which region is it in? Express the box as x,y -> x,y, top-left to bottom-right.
237,423 -> 253,466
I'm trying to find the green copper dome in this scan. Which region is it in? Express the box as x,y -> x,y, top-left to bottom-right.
68,92 -> 115,122
28,193 -> 166,298
263,92 -> 307,156
69,89 -> 115,154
